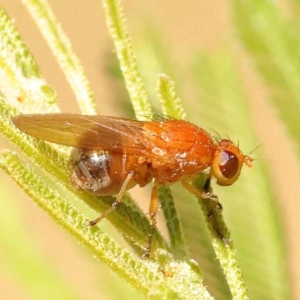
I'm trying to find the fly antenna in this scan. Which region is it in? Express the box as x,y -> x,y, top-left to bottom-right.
248,143 -> 263,156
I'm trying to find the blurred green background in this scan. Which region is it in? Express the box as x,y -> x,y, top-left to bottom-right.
0,1 -> 299,299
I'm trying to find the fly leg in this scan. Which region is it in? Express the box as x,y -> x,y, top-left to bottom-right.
182,178 -> 228,242
142,181 -> 159,259
89,171 -> 134,226
181,178 -> 220,210
202,177 -> 222,210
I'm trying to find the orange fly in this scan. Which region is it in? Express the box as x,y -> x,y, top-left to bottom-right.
13,114 -> 253,257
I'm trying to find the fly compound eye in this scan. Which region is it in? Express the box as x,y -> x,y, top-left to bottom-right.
219,151 -> 239,179
211,143 -> 244,186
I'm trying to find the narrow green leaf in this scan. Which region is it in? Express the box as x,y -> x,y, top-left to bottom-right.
193,177 -> 250,300
102,0 -> 152,119
22,0 -> 97,115
0,5 -> 58,113
159,186 -> 189,259
157,74 -> 186,120
172,185 -> 231,299
134,26 -> 180,111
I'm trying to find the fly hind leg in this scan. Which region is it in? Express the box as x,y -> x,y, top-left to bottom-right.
142,181 -> 159,259
89,171 -> 134,226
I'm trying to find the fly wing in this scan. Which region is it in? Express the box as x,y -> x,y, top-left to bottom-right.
13,114 -> 151,155
13,114 -> 203,162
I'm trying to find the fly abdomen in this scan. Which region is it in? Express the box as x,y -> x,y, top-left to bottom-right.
70,148 -> 154,195
70,149 -> 131,195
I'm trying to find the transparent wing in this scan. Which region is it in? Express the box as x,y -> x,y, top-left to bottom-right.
13,114 -> 203,161
14,113 -> 147,150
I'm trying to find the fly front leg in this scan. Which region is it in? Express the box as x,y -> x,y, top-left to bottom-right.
203,177 -> 211,192
182,178 -> 228,242
181,178 -> 220,210
202,177 -> 222,210
89,171 -> 135,226
142,181 -> 159,259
